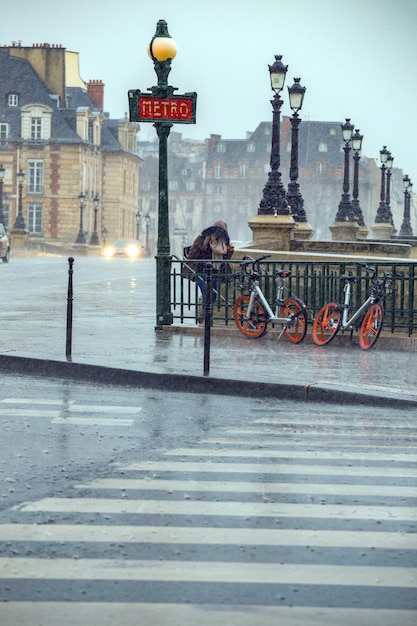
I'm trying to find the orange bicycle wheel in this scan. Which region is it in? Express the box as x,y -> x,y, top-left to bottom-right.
312,302 -> 341,346
281,297 -> 308,344
234,295 -> 267,338
359,304 -> 384,350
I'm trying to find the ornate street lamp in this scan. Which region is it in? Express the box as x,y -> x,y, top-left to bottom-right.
385,152 -> 395,229
144,212 -> 151,256
374,146 -> 391,223
148,19 -> 177,325
335,119 -> 354,221
0,164 -> 5,225
13,169 -> 26,229
258,55 -> 289,215
75,192 -> 87,244
136,210 -> 142,241
286,77 -> 307,222
90,193 -> 100,245
399,175 -> 413,237
350,129 -> 366,227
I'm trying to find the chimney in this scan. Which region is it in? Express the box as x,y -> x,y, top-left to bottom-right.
87,79 -> 104,110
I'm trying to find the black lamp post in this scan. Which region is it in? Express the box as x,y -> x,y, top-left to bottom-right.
148,19 -> 177,326
0,164 -> 5,225
350,129 -> 366,227
399,175 -> 413,237
286,77 -> 307,222
335,119 -> 354,221
136,210 -> 142,241
13,169 -> 26,229
385,151 -> 395,229
144,212 -> 150,256
258,55 -> 289,215
90,193 -> 100,245
375,146 -> 391,223
75,192 -> 87,244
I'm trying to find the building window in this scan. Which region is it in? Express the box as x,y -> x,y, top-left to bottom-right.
214,184 -> 222,195
186,180 -> 195,191
8,94 -> 18,106
217,143 -> 225,153
240,163 -> 247,178
247,143 -> 255,152
31,117 -> 42,140
169,180 -> 178,191
186,200 -> 194,212
318,142 -> 328,152
0,123 -> 8,141
28,160 -> 44,194
27,203 -> 43,234
214,163 -> 222,179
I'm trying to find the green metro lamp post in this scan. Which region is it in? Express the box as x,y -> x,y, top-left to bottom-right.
399,175 -> 413,237
286,77 -> 307,222
128,20 -> 197,327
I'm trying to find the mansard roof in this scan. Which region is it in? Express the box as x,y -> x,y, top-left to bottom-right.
0,48 -> 134,151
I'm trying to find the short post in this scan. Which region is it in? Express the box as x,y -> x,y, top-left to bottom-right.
66,257 -> 74,362
203,262 -> 213,376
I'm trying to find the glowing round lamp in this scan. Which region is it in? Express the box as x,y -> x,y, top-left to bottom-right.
148,19 -> 177,62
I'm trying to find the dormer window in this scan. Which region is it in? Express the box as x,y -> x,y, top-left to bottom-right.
21,104 -> 52,140
8,93 -> 19,107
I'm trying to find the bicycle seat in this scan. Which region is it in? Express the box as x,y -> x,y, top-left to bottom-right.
275,269 -> 292,278
340,275 -> 357,283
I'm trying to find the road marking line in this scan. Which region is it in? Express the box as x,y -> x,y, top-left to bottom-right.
51,417 -> 134,426
15,498 -> 417,520
166,447 -> 417,462
0,557 -> 415,587
74,477 -> 417,498
119,460 -> 417,478
0,524 -> 415,549
0,604 -> 415,626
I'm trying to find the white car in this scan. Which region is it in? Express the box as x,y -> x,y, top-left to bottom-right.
0,224 -> 10,262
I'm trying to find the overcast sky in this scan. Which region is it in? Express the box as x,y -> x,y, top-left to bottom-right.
1,0 -> 416,187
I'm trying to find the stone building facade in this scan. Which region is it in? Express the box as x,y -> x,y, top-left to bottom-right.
0,42 -> 140,247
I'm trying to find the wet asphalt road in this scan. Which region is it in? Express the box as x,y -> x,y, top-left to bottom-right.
0,254 -> 416,625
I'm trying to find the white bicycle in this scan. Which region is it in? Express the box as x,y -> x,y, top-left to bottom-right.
234,255 -> 309,343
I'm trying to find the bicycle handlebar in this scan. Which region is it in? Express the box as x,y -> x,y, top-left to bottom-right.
239,254 -> 271,274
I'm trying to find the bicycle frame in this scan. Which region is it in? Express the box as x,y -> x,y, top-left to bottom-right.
244,275 -> 290,324
339,280 -> 377,330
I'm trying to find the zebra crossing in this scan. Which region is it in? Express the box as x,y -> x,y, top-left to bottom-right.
0,403 -> 416,625
0,397 -> 141,426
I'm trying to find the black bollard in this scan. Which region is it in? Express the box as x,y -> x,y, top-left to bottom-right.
66,257 -> 74,362
203,262 -> 213,376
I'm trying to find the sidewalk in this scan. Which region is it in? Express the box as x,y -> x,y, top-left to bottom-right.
1,253 -> 416,408
1,322 -> 416,408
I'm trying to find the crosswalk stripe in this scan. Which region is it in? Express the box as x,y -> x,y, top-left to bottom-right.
1,557 -> 416,587
0,524 -> 414,549
200,436 -> 413,450
253,416 -> 414,428
165,447 -> 416,462
15,497 -> 417,520
215,426 -> 417,438
118,460 -> 417,478
74,477 -> 417,498
51,417 -> 134,426
0,603 -> 415,626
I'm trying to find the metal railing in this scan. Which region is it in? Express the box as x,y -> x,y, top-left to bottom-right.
171,257 -> 417,336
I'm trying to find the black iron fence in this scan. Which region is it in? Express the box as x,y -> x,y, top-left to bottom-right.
171,257 -> 417,336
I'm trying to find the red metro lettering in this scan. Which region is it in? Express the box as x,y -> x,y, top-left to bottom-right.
139,97 -> 193,121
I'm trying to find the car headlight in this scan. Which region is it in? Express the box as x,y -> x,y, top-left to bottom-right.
126,244 -> 140,259
103,246 -> 115,257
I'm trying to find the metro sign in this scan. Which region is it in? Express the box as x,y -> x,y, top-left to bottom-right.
128,90 -> 197,124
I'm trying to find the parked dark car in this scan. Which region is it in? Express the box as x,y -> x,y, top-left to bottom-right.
0,224 -> 10,262
102,239 -> 142,260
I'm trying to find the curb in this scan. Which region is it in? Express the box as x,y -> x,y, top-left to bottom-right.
0,354 -> 416,408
